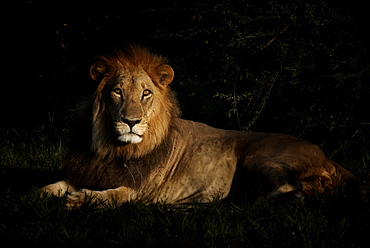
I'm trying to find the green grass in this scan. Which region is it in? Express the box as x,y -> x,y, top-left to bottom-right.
1,128 -> 369,247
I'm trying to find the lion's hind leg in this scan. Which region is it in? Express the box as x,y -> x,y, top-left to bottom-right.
264,167 -> 337,202
267,182 -> 304,202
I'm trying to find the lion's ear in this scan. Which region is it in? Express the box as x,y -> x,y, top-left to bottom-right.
154,65 -> 174,86
90,62 -> 110,81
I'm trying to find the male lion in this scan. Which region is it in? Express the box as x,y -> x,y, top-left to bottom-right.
42,45 -> 358,209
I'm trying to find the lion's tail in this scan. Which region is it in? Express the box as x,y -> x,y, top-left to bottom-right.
300,159 -> 362,196
327,159 -> 362,194
329,160 -> 357,185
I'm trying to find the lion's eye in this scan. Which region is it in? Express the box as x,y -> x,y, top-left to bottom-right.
143,90 -> 152,97
112,88 -> 122,95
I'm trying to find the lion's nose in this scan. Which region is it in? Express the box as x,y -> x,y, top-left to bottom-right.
121,118 -> 141,128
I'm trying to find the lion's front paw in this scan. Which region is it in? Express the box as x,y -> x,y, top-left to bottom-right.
65,189 -> 105,210
40,181 -> 75,198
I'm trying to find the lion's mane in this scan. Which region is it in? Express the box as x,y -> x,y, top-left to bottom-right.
64,45 -> 181,190
92,45 -> 180,159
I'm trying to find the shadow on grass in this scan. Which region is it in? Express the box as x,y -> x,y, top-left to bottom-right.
0,168 -> 63,195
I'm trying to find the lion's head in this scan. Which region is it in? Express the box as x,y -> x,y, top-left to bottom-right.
89,45 -> 180,159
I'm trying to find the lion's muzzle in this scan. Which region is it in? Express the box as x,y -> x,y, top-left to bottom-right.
121,118 -> 142,128
115,119 -> 147,144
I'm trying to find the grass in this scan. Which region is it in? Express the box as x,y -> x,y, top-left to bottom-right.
0,127 -> 369,247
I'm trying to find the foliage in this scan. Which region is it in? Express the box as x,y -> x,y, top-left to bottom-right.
7,1 -> 370,145
151,0 -> 370,153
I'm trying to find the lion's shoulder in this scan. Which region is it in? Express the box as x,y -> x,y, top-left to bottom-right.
173,119 -> 248,146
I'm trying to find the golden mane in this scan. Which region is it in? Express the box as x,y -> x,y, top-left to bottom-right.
90,45 -> 180,159
94,45 -> 170,78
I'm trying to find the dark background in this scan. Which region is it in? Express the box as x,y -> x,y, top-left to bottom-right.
3,0 -> 370,158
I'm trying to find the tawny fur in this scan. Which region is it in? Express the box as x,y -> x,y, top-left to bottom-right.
41,45 -> 359,209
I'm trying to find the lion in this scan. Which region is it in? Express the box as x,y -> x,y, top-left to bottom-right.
42,45 -> 359,209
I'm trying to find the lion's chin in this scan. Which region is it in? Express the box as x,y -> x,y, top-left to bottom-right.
117,133 -> 143,144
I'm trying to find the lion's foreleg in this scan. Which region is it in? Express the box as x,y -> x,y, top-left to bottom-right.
41,180 -> 76,197
65,186 -> 136,210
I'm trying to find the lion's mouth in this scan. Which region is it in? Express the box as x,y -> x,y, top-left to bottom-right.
128,131 -> 142,138
117,132 -> 143,144
116,131 -> 142,137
